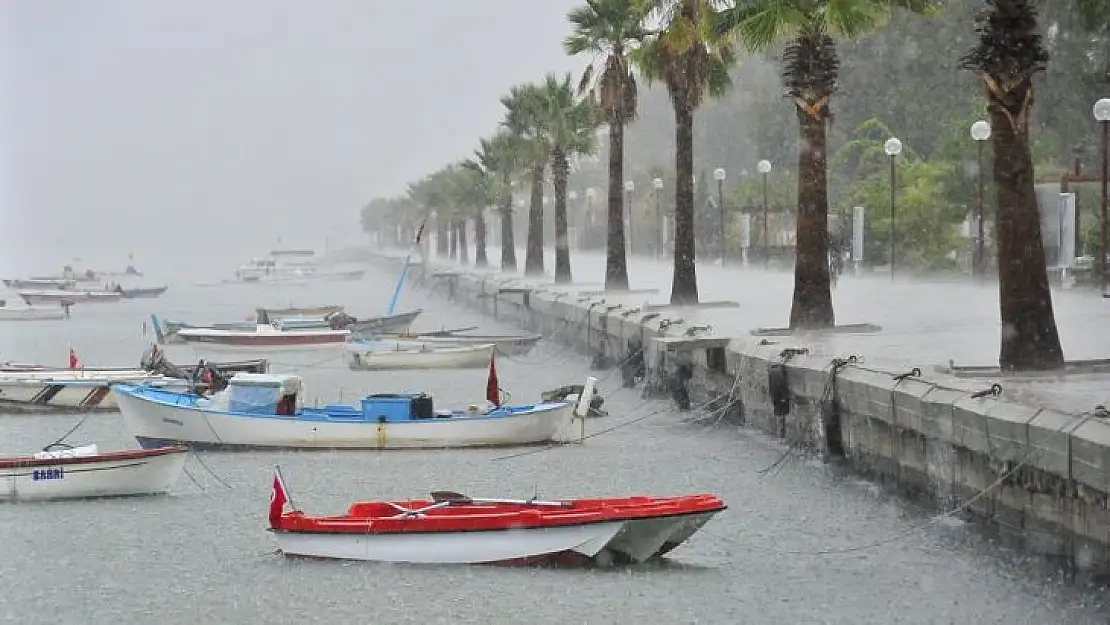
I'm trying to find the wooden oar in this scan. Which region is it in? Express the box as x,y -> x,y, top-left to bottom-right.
430,490 -> 572,508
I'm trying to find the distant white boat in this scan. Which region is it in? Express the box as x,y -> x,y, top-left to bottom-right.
0,301 -> 66,321
18,289 -> 121,305
346,341 -> 495,371
0,444 -> 187,501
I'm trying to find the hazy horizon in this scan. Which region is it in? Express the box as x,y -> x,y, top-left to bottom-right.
1,1 -> 583,278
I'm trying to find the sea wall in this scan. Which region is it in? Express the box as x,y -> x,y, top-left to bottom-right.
385,255 -> 1110,577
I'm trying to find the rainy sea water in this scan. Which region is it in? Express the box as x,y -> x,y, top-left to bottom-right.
0,261 -> 1108,625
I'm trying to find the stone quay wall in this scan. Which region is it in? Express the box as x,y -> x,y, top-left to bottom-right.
376,252 -> 1110,576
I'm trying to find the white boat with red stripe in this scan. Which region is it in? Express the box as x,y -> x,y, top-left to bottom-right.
267,468 -> 726,566
0,444 -> 187,501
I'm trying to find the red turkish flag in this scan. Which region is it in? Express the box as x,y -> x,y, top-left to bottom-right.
269,471 -> 288,528
485,351 -> 501,407
68,349 -> 79,370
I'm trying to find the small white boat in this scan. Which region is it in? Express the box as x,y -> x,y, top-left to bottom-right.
18,289 -> 121,305
112,372 -> 582,449
0,368 -> 165,411
0,301 -> 66,321
0,444 -> 187,501
268,474 -> 727,566
346,341 -> 495,371
176,324 -> 350,354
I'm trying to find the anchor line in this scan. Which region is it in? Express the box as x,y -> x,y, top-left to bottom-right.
731,406 -> 1104,557
190,452 -> 233,490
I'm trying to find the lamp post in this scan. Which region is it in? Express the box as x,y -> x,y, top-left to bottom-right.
970,121 -> 991,279
884,137 -> 903,278
624,179 -> 635,255
1094,98 -> 1110,294
652,177 -> 664,258
714,168 -> 727,265
757,160 -> 772,267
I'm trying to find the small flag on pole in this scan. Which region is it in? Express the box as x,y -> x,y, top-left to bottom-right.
270,468 -> 290,528
68,348 -> 80,370
485,350 -> 501,407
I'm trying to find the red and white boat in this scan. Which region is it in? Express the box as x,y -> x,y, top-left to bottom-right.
0,444 -> 187,501
176,323 -> 349,353
267,470 -> 726,566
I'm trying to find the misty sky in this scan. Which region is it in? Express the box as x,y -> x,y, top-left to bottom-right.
1,0 -> 583,277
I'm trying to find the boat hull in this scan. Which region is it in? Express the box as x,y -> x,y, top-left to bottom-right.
119,286 -> 168,299
113,388 -> 578,449
346,343 -> 494,371
344,310 -> 422,337
275,521 -> 625,565
18,290 -> 121,305
0,447 -> 187,501
0,307 -> 66,321
177,326 -> 350,354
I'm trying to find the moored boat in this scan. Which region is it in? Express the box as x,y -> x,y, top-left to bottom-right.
0,444 -> 187,501
18,289 -> 121,305
258,305 -> 344,320
331,309 -> 423,337
115,285 -> 169,299
0,368 -> 166,411
267,474 -> 727,566
175,324 -> 349,353
0,300 -> 67,321
112,372 -> 582,449
382,331 -> 542,357
346,340 -> 495,371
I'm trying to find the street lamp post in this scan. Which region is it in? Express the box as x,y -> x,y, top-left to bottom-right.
624,179 -> 635,255
714,168 -> 727,266
970,120 -> 991,279
1094,98 -> 1110,294
884,137 -> 903,278
652,177 -> 664,258
757,160 -> 772,267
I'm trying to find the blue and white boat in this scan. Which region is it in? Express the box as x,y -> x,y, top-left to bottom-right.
111,373 -> 581,450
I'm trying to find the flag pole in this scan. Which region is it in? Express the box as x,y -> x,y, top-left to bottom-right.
386,217 -> 428,316
274,464 -> 297,512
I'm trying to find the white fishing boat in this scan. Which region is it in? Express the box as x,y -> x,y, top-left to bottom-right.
267,473 -> 727,566
0,444 -> 187,501
0,301 -> 66,321
112,372 -> 583,449
0,368 -> 165,411
175,324 -> 350,354
346,340 -> 495,371
18,289 -> 121,305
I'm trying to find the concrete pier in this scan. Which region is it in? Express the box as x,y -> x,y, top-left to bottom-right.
382,250 -> 1110,577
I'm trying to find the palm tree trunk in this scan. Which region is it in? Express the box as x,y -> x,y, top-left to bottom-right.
606,118 -> 630,290
436,219 -> 449,258
474,212 -> 488,268
789,105 -> 836,329
448,220 -> 458,260
670,99 -> 698,305
457,219 -> 469,264
552,150 -> 572,283
989,93 -> 1064,370
525,162 -> 546,276
500,175 -> 518,271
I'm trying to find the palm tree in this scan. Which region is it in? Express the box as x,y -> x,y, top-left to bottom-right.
468,133 -> 522,270
459,155 -> 499,269
960,0 -> 1063,371
565,0 -> 649,290
532,73 -> 601,283
720,0 -> 936,328
501,84 -> 550,277
636,0 -> 735,305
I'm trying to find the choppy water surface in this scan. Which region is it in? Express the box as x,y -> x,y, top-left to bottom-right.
0,262 -> 1107,624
